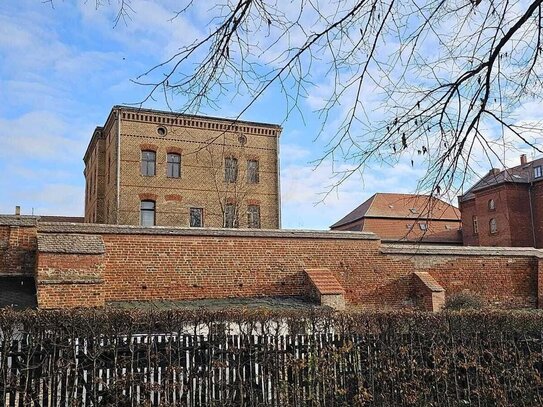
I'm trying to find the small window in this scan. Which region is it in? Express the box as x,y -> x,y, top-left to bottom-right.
141,150 -> 156,176
418,223 -> 428,231
224,203 -> 238,228
489,218 -> 498,234
157,126 -> 167,136
190,208 -> 203,227
140,200 -> 155,226
225,157 -> 238,182
247,205 -> 261,228
409,208 -> 419,214
535,166 -> 542,179
472,216 -> 478,234
167,153 -> 181,178
488,199 -> 495,211
247,160 -> 259,184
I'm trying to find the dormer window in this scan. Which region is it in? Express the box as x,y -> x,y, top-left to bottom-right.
534,166 -> 542,179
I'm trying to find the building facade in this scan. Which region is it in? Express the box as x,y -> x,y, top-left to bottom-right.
459,155 -> 543,248
84,106 -> 281,228
330,193 -> 462,244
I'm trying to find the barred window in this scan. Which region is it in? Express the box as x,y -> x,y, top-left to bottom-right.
190,208 -> 203,227
247,160 -> 259,183
225,157 -> 238,182
141,150 -> 156,176
140,200 -> 155,226
167,153 -> 181,178
224,204 -> 238,228
247,205 -> 261,229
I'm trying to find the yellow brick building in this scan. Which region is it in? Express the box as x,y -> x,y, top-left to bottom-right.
84,106 -> 281,228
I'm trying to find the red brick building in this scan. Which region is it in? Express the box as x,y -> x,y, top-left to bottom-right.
459,155 -> 543,248
330,193 -> 462,244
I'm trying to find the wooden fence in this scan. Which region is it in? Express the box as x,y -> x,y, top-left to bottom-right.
2,309 -> 543,406
3,333 -> 364,407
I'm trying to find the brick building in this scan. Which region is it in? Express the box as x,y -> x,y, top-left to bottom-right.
84,106 -> 282,228
459,154 -> 543,248
330,193 -> 462,244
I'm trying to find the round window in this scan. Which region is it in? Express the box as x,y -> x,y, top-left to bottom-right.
238,134 -> 247,145
157,126 -> 168,136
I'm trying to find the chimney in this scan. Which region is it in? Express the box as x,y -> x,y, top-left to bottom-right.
521,154 -> 527,165
489,168 -> 500,175
15,206 -> 20,216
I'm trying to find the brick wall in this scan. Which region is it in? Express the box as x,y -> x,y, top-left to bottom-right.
532,182 -> 543,248
34,223 -> 543,310
0,218 -> 37,276
460,183 -> 539,248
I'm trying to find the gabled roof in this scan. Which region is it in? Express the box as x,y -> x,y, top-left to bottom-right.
330,193 -> 460,228
459,156 -> 543,202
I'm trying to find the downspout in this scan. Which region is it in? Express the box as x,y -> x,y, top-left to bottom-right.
116,108 -> 121,225
276,129 -> 282,229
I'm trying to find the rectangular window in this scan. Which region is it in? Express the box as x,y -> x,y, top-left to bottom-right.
418,223 -> 427,231
167,153 -> 181,178
140,200 -> 155,226
247,160 -> 259,183
141,150 -> 156,176
225,157 -> 238,182
247,205 -> 261,228
190,207 -> 203,227
472,215 -> 478,235
535,166 -> 542,179
224,203 -> 238,228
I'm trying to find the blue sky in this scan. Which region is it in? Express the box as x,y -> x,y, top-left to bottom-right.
0,1 -> 539,229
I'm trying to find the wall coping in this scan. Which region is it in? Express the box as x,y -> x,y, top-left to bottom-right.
37,223 -> 380,240
38,234 -> 105,254
381,243 -> 543,258
0,215 -> 39,227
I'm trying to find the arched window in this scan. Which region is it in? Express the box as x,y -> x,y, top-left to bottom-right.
488,199 -> 495,210
167,153 -> 181,178
141,150 -> 156,176
140,200 -> 156,226
489,218 -> 498,234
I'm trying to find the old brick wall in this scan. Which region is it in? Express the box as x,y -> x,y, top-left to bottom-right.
531,182 -> 543,248
34,223 -> 543,310
381,245 -> 540,308
0,218 -> 37,276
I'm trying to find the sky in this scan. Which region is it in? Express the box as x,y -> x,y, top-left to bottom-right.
0,1 -> 539,229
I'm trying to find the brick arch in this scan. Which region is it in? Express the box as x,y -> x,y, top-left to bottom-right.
246,199 -> 261,205
166,147 -> 183,155
140,143 -> 158,152
138,193 -> 158,201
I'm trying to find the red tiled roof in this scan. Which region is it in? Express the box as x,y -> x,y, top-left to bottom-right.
330,193 -> 460,228
459,156 -> 543,202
